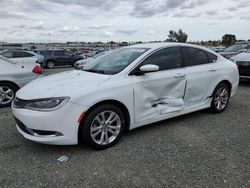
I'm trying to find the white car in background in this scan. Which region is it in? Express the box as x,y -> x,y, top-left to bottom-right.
0,56 -> 43,107
0,50 -> 44,66
74,51 -> 110,70
12,43 -> 239,149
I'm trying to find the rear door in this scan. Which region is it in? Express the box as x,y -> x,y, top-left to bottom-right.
181,47 -> 219,107
130,47 -> 187,123
54,50 -> 67,65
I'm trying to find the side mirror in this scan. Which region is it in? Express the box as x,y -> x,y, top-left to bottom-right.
139,64 -> 159,73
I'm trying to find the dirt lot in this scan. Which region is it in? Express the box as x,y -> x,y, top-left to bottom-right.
0,68 -> 250,188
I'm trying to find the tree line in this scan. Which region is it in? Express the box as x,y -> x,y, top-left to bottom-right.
166,29 -> 246,47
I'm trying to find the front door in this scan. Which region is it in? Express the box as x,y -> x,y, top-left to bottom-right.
130,47 -> 187,123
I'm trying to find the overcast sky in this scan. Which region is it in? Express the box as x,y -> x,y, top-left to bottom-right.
0,0 -> 249,43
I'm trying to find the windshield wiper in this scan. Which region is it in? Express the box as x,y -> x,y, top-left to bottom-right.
84,69 -> 105,74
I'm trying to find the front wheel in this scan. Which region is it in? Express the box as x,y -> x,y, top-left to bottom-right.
210,83 -> 230,113
81,104 -> 125,149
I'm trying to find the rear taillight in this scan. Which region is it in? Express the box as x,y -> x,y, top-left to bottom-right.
32,65 -> 43,75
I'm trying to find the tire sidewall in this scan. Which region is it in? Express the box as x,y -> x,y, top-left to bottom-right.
81,104 -> 125,149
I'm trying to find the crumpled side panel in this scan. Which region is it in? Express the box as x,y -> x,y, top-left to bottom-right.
134,77 -> 186,123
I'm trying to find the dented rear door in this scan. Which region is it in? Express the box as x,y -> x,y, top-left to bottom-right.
130,47 -> 187,123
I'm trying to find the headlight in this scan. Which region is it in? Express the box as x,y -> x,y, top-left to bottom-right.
24,97 -> 70,111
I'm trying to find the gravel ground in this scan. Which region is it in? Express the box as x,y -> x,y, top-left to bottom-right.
0,68 -> 250,188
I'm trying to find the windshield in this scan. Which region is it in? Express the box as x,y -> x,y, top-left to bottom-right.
83,48 -> 148,75
224,44 -> 247,52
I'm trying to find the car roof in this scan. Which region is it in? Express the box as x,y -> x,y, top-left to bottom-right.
127,42 -> 206,50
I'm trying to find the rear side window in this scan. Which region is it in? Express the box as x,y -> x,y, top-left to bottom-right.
182,47 -> 209,66
54,51 -> 64,56
207,52 -> 217,63
65,51 -> 72,56
140,47 -> 184,71
12,51 -> 25,58
1,51 -> 13,58
40,50 -> 53,56
21,52 -> 34,57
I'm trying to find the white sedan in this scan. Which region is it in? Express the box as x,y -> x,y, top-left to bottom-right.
0,56 -> 42,107
12,43 -> 239,149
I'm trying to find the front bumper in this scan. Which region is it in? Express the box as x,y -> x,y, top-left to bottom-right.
12,102 -> 88,145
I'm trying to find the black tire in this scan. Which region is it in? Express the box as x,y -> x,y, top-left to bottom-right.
0,82 -> 18,108
46,60 -> 55,69
81,104 -> 125,149
210,83 -> 230,114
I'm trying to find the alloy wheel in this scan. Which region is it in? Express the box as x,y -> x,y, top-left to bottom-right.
214,86 -> 229,111
90,111 -> 121,145
0,86 -> 14,105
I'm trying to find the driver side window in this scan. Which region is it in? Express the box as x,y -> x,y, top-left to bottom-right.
140,47 -> 184,71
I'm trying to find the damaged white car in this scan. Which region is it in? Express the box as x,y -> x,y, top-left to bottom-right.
12,43 -> 239,149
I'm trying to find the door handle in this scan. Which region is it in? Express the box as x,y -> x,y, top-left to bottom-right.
209,68 -> 217,72
174,74 -> 186,78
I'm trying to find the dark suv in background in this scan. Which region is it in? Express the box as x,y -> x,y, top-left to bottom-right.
38,49 -> 83,69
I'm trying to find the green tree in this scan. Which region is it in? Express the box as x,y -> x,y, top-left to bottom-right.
70,48 -> 78,54
30,45 -> 36,50
222,34 -> 236,47
166,29 -> 188,43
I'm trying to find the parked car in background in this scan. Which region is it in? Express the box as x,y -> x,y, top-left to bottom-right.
0,50 -> 44,66
220,42 -> 250,59
231,49 -> 250,79
38,49 -> 83,69
74,51 -> 110,70
12,43 -> 239,149
211,46 -> 225,53
0,56 -> 42,107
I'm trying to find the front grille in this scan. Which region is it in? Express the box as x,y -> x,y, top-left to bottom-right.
237,61 -> 250,65
238,65 -> 250,76
13,98 -> 29,108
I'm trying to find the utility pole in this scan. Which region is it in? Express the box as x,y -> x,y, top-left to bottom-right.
49,32 -> 51,43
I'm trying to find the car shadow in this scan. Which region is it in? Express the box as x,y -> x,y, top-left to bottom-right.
239,79 -> 250,86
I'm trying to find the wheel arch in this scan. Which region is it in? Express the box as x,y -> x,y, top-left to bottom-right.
217,80 -> 232,95
77,99 -> 131,143
46,59 -> 55,64
0,80 -> 20,90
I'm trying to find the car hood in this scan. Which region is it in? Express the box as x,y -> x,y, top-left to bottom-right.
16,70 -> 111,100
220,51 -> 239,59
220,51 -> 238,55
231,52 -> 250,61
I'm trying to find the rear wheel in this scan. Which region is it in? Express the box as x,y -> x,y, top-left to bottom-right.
210,83 -> 230,113
0,82 -> 18,107
46,60 -> 55,69
81,104 -> 125,149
